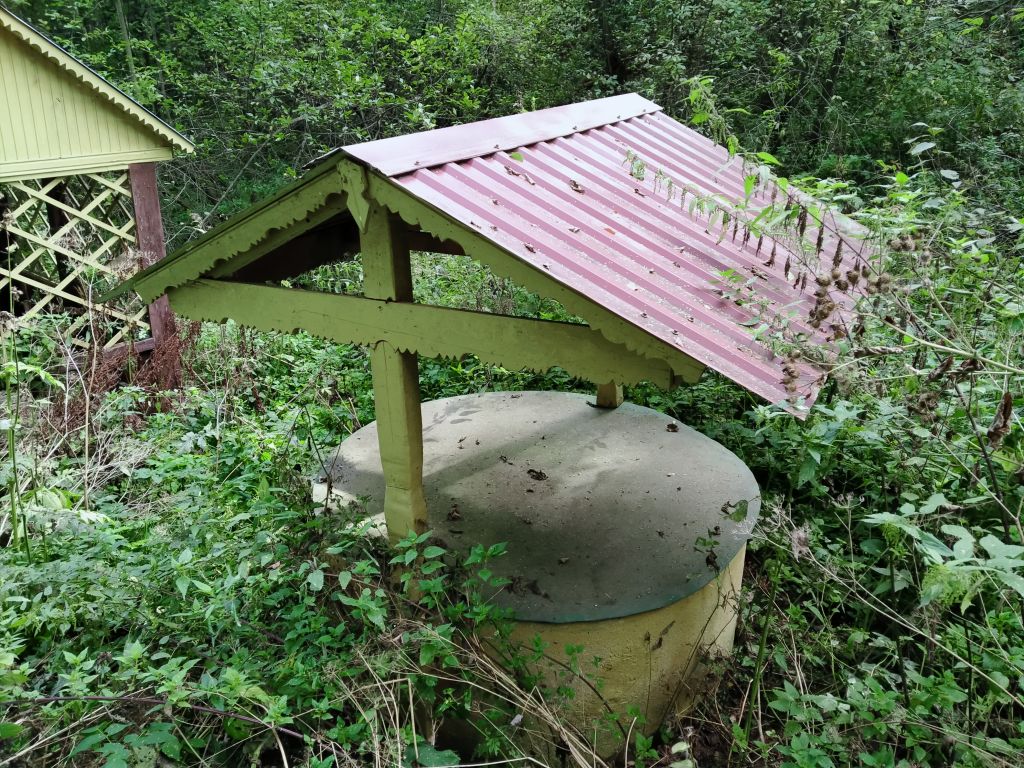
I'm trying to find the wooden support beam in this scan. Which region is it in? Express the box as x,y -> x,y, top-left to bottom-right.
167,280 -> 679,389
596,382 -> 624,409
360,203 -> 428,543
129,162 -> 179,388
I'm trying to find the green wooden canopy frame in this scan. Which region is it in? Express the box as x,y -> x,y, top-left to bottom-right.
109,154 -> 707,541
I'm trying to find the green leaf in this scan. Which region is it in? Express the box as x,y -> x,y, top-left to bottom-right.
894,171 -> 909,185
177,548 -> 193,565
909,141 -> 936,156
917,532 -> 954,562
404,743 -> 461,767
743,174 -> 756,200
755,151 -> 781,166
940,525 -> 975,560
508,151 -> 524,162
140,723 -> 180,760
996,571 -> 1024,598
0,722 -> 24,740
939,169 -> 959,180
796,458 -> 819,487
99,744 -> 130,768
338,570 -> 352,589
979,536 -> 1024,560
727,499 -> 749,522
72,729 -> 110,756
175,576 -> 190,599
307,569 -> 325,592
419,645 -> 437,666
919,493 -> 952,515
422,546 -> 446,559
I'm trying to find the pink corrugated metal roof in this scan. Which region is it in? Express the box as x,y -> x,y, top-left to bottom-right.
345,94 -> 867,412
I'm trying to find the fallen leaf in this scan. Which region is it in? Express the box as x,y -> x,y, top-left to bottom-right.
988,391 -> 1014,449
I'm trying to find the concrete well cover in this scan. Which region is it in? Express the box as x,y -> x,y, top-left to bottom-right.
322,391 -> 759,622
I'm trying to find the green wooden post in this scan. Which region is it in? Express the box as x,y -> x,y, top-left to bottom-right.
361,203 -> 428,542
596,382 -> 624,408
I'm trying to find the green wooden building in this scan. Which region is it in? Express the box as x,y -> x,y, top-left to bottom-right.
0,6 -> 192,355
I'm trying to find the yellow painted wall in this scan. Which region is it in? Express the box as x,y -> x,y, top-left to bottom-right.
501,546 -> 746,758
0,24 -> 175,182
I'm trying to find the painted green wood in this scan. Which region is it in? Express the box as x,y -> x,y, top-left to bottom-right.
369,341 -> 429,542
110,162 -> 348,303
596,382 -> 624,408
360,203 -> 428,542
166,280 -> 675,387
206,193 -> 350,279
0,9 -> 191,182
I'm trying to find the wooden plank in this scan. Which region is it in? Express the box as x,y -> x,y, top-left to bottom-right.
206,193 -> 350,280
112,163 -> 348,303
166,280 -> 678,389
360,203 -> 428,543
227,219 -> 358,283
129,162 -> 179,388
596,382 -> 624,408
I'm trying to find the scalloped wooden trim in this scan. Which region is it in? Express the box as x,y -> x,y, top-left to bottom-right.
0,10 -> 192,151
131,166 -> 347,302
166,280 -> 676,388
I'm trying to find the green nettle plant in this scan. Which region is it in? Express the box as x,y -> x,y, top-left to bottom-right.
643,82 -> 1023,767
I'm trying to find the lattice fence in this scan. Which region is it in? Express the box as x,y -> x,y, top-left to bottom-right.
0,170 -> 151,349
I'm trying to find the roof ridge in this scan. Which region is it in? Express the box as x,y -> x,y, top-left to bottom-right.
340,93 -> 659,177
0,6 -> 193,153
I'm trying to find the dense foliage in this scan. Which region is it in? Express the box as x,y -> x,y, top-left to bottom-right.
2,0 -> 1023,766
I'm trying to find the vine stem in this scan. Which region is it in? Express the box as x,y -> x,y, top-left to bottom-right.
2,694 -> 329,747
879,320 -> 1024,377
742,559 -> 780,747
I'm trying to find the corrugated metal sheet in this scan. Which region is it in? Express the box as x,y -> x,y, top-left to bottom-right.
0,8 -> 192,182
345,94 -> 866,411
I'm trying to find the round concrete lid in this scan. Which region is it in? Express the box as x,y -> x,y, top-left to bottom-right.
321,391 -> 759,623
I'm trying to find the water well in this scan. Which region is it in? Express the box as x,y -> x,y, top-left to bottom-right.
113,93 -> 854,759
316,391 -> 758,751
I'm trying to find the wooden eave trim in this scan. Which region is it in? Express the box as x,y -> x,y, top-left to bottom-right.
114,163 -> 348,303
167,279 -> 678,389
0,148 -> 174,183
0,10 -> 194,152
